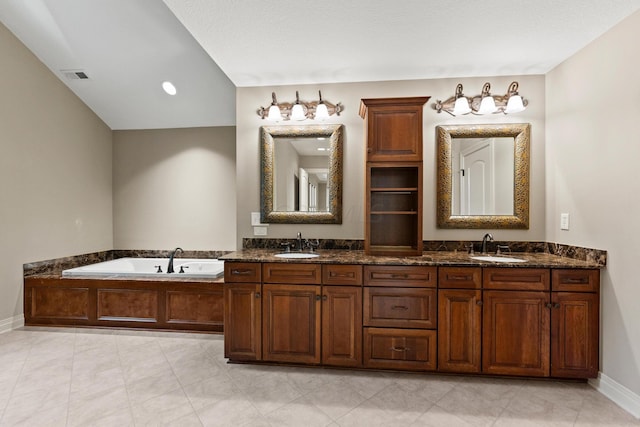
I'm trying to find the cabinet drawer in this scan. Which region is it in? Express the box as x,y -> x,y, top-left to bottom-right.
364,327 -> 436,371
552,269 -> 600,292
439,267 -> 482,289
224,262 -> 261,283
483,268 -> 550,291
263,263 -> 321,284
323,264 -> 363,286
364,287 -> 436,329
364,265 -> 436,287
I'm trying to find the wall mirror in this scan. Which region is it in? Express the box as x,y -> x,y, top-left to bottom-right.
436,123 -> 530,229
261,124 -> 343,224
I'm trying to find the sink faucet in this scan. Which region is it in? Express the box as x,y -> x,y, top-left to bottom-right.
167,247 -> 183,273
481,233 -> 494,254
296,232 -> 303,251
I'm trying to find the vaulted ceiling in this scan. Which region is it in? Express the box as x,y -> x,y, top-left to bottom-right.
1,0 -> 638,130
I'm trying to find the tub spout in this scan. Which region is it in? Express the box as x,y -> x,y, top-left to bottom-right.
167,247 -> 183,273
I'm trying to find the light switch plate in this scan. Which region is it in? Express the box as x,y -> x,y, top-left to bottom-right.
253,226 -> 268,236
560,213 -> 570,230
251,212 -> 261,226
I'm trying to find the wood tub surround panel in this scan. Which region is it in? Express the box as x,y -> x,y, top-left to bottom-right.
24,277 -> 223,332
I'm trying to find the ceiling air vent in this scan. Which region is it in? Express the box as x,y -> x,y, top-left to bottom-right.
61,70 -> 89,80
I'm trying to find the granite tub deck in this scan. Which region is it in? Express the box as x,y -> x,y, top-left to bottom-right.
220,249 -> 604,269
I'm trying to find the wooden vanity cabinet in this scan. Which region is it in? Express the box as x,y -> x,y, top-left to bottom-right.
360,97 -> 429,256
363,265 -> 437,371
223,262 -> 262,361
437,267 -> 482,373
550,269 -> 600,378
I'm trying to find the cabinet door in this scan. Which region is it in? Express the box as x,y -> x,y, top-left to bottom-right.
322,286 -> 362,367
483,290 -> 550,377
360,97 -> 428,162
224,284 -> 262,361
551,292 -> 599,378
438,289 -> 482,373
262,284 -> 321,364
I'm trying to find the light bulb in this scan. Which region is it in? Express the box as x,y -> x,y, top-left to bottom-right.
478,96 -> 497,114
267,104 -> 282,121
505,95 -> 526,114
452,97 -> 471,115
315,103 -> 329,120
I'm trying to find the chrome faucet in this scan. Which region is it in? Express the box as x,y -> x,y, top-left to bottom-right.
296,232 -> 303,251
481,233 -> 494,254
167,247 -> 183,273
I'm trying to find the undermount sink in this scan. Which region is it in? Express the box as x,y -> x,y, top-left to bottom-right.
470,255 -> 526,263
274,252 -> 320,259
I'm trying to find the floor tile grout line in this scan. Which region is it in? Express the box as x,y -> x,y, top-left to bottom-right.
64,328 -> 79,427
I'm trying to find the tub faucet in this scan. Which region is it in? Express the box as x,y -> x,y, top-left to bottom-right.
167,247 -> 183,273
481,233 -> 494,254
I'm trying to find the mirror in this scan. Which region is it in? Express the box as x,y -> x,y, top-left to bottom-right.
261,124 -> 343,223
436,123 -> 530,229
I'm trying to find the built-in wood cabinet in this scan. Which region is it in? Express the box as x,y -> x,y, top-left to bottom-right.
360,97 -> 429,256
224,261 -> 600,379
363,265 -> 437,370
550,269 -> 600,378
438,267 -> 482,373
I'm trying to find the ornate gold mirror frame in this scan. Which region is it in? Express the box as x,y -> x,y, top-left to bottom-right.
436,123 -> 530,229
261,124 -> 343,224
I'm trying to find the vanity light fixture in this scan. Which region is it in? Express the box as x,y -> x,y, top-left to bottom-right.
433,81 -> 528,116
257,90 -> 343,121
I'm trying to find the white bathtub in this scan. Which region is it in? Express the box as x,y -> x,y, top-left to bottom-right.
61,257 -> 224,279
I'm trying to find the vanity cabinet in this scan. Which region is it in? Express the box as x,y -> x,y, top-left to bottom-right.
223,259 -> 601,380
360,97 -> 429,256
550,269 -> 600,378
224,262 -> 363,367
437,267 -> 482,373
363,265 -> 437,371
223,262 -> 262,361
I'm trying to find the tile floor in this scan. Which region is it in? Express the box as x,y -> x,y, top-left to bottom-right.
0,327 -> 637,427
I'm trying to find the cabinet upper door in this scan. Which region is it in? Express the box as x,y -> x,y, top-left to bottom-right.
360,97 -> 429,162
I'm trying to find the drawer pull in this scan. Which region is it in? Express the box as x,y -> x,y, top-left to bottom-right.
330,272 -> 355,278
391,305 -> 409,310
391,274 -> 409,279
390,346 -> 409,352
449,275 -> 470,281
232,269 -> 253,276
564,277 -> 587,284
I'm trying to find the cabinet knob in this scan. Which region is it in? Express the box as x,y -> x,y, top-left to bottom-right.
255,292 -> 261,299
476,300 -> 483,306
323,295 -> 328,301
554,303 -> 561,309
546,303 -> 553,309
316,295 -> 321,301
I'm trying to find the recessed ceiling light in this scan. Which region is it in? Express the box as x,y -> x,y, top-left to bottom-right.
162,81 -> 177,95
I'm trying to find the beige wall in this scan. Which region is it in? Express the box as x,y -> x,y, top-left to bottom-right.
236,75 -> 545,246
0,23 -> 113,323
546,11 -> 640,397
113,127 -> 236,251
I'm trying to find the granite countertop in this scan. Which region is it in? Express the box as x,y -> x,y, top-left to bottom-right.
220,249 -> 603,269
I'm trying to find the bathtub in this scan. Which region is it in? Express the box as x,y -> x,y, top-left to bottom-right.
61,257 -> 224,279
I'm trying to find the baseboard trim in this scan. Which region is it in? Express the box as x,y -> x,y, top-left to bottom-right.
0,314 -> 25,334
590,372 -> 640,419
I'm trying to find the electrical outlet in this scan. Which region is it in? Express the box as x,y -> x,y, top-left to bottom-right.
560,213 -> 570,230
253,226 -> 268,236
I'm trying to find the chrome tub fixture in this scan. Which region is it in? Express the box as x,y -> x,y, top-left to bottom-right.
257,90 -> 343,121
433,81 -> 528,116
